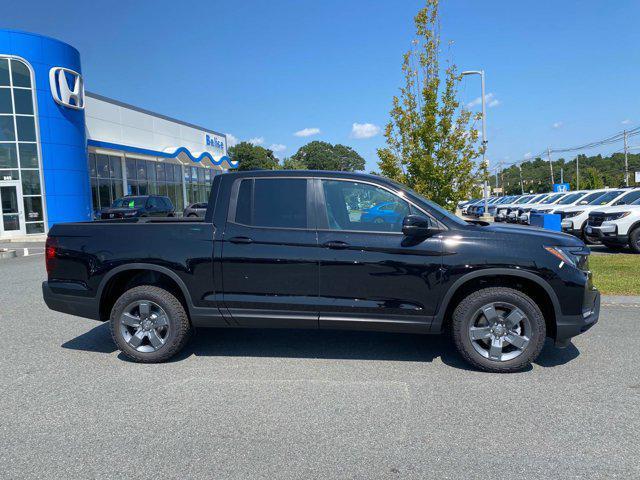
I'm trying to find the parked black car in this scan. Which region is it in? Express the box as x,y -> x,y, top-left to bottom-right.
43,171 -> 599,372
97,195 -> 175,219
183,202 -> 208,218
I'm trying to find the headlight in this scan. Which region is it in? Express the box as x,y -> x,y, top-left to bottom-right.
604,212 -> 631,221
544,245 -> 590,269
563,210 -> 584,219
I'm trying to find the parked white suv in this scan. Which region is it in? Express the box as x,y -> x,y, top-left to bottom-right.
559,188 -> 640,241
585,191 -> 640,252
517,192 -> 568,224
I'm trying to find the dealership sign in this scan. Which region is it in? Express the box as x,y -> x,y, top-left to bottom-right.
49,67 -> 84,110
205,134 -> 224,150
553,183 -> 570,192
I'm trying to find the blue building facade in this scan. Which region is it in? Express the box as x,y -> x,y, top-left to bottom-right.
0,29 -> 232,239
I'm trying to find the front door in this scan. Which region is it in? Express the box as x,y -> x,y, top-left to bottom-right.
0,181 -> 25,238
315,178 -> 443,331
221,176 -> 319,328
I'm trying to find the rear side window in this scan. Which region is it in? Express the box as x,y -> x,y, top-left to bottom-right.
234,178 -> 308,229
162,197 -> 174,210
613,190 -> 640,205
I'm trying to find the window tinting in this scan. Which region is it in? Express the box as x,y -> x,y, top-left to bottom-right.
21,169 -> 41,195
321,180 -> 412,233
0,59 -> 9,86
19,143 -> 38,168
0,116 -> 15,141
0,144 -> 18,168
234,178 -> 307,228
614,190 -> 640,205
13,89 -> 33,115
0,88 -> 13,113
11,60 -> 31,88
15,115 -> 36,141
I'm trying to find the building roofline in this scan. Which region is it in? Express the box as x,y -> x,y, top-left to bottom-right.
85,91 -> 226,139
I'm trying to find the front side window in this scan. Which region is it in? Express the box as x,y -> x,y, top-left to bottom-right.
613,190 -> 640,205
234,178 -> 308,229
321,179 -> 413,233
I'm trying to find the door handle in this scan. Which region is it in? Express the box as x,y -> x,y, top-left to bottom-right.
322,240 -> 350,249
229,236 -> 253,244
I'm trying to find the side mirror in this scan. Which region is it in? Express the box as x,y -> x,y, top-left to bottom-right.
402,214 -> 438,237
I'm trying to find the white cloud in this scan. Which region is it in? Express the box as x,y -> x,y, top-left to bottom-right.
248,137 -> 264,145
524,152 -> 533,159
621,119 -> 632,125
350,122 -> 381,139
269,143 -> 287,154
467,92 -> 500,109
552,121 -> 563,129
225,133 -> 238,147
294,127 -> 321,137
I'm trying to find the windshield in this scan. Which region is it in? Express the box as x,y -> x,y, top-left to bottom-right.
577,191 -> 604,205
527,194 -> 547,204
588,190 -> 624,205
556,192 -> 583,205
112,197 -> 147,209
613,189 -> 640,205
514,195 -> 533,204
540,193 -> 565,204
498,196 -> 514,204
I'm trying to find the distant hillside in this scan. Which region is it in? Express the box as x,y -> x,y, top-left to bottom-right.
498,153 -> 640,194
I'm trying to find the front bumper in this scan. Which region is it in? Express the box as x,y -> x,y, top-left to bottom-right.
561,220 -> 582,237
585,224 -> 628,244
42,281 -> 101,320
555,289 -> 600,346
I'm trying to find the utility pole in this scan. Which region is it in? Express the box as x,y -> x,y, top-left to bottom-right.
560,167 -> 564,184
624,130 -> 630,187
576,156 -> 580,190
518,164 -> 524,194
547,147 -> 554,188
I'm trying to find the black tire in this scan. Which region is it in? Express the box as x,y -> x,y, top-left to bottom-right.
109,285 -> 192,363
581,222 -> 599,245
629,227 -> 640,254
451,287 -> 546,373
188,213 -> 198,217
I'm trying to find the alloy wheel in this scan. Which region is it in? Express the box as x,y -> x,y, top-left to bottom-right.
119,300 -> 170,353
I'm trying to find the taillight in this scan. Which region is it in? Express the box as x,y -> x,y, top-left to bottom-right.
45,237 -> 56,275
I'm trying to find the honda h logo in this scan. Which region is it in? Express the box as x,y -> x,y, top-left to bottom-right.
49,67 -> 84,110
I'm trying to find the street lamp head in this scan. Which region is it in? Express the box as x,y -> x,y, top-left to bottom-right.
461,70 -> 482,76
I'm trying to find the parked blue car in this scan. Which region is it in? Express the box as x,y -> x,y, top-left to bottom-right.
360,202 -> 403,224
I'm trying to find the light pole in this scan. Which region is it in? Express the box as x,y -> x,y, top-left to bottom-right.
462,70 -> 490,219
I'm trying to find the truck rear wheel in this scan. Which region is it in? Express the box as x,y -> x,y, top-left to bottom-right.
109,285 -> 192,363
451,287 -> 546,373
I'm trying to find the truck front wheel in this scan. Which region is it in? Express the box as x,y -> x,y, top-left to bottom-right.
451,287 -> 546,373
109,285 -> 192,363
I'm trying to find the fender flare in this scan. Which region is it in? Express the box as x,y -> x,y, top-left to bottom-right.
96,263 -> 195,312
432,268 -> 561,331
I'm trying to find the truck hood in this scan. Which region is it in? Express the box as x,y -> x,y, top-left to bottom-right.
482,223 -> 583,247
100,208 -> 140,215
590,205 -> 640,214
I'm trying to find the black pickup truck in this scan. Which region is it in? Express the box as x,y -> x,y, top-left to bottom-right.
43,171 -> 600,372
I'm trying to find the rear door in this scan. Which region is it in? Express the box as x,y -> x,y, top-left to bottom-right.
220,176 -> 319,328
315,178 -> 443,332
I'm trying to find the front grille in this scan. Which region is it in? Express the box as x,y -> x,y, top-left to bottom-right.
588,215 -> 605,227
101,212 -> 124,219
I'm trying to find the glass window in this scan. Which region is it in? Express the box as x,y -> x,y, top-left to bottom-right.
0,144 -> 18,168
204,169 -> 211,183
614,190 -> 640,205
111,181 -> 124,203
165,163 -> 174,182
175,165 -> 182,183
26,222 -> 44,234
0,59 -> 9,86
126,158 -> 136,180
197,168 -> 204,184
91,178 -> 99,211
98,179 -> 111,207
156,162 -> 166,182
321,180 -> 412,233
0,116 -> 15,141
18,143 -> 39,169
234,178 -> 307,229
113,196 -> 146,208
23,196 -> 43,221
235,179 -> 252,225
21,170 -> 41,195
16,115 -> 36,141
13,89 -> 33,115
136,159 -> 147,180
158,183 -> 168,196
0,169 -> 19,180
109,156 -> 122,179
146,161 -> 157,183
138,182 -> 149,195
96,154 -> 109,178
0,89 -> 12,113
11,60 -> 31,88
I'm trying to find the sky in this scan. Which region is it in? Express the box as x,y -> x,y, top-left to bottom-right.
4,0 -> 640,173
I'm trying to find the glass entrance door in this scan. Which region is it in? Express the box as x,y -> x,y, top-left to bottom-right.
0,181 -> 25,238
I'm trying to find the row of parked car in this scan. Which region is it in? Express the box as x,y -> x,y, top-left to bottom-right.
460,187 -> 640,253
95,195 -> 208,219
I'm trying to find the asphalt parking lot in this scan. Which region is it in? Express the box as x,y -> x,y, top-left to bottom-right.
1,254 -> 639,479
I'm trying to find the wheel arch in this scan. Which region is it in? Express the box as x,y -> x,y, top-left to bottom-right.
97,264 -> 193,321
433,268 -> 561,338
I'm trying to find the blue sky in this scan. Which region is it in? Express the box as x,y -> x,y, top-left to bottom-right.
4,0 -> 640,172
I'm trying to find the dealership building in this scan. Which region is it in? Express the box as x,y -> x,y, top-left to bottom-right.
0,29 -> 235,240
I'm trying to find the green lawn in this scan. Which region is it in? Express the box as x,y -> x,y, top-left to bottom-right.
589,254 -> 640,295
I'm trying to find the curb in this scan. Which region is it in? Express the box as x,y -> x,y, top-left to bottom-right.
0,248 -> 17,259
601,295 -> 640,308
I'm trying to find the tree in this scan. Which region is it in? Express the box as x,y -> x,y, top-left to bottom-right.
581,167 -> 605,190
281,156 -> 308,170
229,142 -> 280,171
289,141 -> 365,171
377,0 -> 482,210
